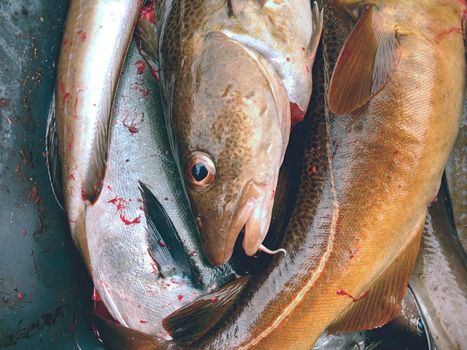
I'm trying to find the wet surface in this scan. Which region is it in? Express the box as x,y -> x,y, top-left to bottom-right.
0,1 -> 102,348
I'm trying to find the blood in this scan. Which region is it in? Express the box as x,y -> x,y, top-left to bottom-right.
147,248 -> 159,274
307,165 -> 317,177
135,60 -> 146,74
158,239 -> 166,247
73,95 -> 79,118
17,292 -> 23,301
134,81 -> 150,97
140,320 -> 147,324
178,295 -> 183,301
108,196 -> 127,211
0,98 -> 10,107
436,26 -> 463,43
336,289 -> 369,302
77,30 -> 87,42
28,185 -> 42,204
140,1 -> 156,24
286,56 -> 292,62
119,213 -> 141,225
210,296 -> 219,304
290,102 -> 305,128
150,67 -> 160,81
59,83 -> 70,104
67,173 -> 76,181
81,189 -> 87,201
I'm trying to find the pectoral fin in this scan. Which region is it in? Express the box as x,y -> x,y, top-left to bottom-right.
45,92 -> 64,209
328,6 -> 400,115
328,215 -> 425,333
139,182 -> 201,286
87,312 -> 169,350
162,276 -> 250,344
135,1 -> 159,79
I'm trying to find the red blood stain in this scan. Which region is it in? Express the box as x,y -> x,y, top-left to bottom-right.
134,81 -> 150,97
67,173 -> 76,181
150,67 -> 160,81
210,296 -> 219,304
170,279 -> 184,286
119,213 -> 141,225
178,295 -> 183,301
0,97 -> 10,107
147,248 -> 159,274
290,102 -> 305,128
73,95 -> 79,118
28,185 -> 42,204
307,165 -> 317,177
108,196 -> 127,211
301,47 -> 306,51
17,292 -> 23,301
135,60 -> 146,74
81,189 -> 87,201
140,2 -> 156,24
59,83 -> 71,104
436,26 -> 463,43
286,56 -> 291,62
139,320 -> 147,324
63,39 -> 70,46
158,239 -> 166,247
77,30 -> 87,42
336,289 -> 369,302
107,185 -> 112,191
67,141 -> 74,150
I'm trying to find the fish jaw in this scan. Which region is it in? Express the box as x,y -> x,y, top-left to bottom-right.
194,180 -> 276,265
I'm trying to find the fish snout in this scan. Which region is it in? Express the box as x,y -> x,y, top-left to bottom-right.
198,181 -> 274,266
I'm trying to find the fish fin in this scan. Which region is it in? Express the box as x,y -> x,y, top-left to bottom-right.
135,1 -> 159,80
139,181 -> 201,285
45,92 -> 64,209
328,5 -> 400,115
328,215 -> 425,334
86,312 -> 168,350
162,276 -> 251,344
308,1 -> 323,63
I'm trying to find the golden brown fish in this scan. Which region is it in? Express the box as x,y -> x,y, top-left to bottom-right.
154,0 -> 323,265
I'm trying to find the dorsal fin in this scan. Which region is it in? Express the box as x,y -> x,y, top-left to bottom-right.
87,312 -> 169,350
328,215 -> 425,333
328,5 -> 400,115
139,181 -> 201,286
45,92 -> 64,209
163,276 -> 251,344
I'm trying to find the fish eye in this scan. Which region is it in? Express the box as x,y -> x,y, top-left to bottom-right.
185,152 -> 216,192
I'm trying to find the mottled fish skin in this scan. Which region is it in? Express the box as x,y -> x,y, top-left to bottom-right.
55,0 -> 143,266
410,180 -> 467,350
155,0 -> 321,265
185,0 -> 464,348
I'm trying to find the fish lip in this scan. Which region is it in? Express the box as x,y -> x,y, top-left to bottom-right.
209,180 -> 271,265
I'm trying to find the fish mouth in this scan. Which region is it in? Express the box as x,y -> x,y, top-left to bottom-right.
207,181 -> 275,265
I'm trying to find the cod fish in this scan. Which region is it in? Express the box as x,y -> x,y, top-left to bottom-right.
158,0 -> 465,348
47,0 -> 239,339
153,0 -> 323,265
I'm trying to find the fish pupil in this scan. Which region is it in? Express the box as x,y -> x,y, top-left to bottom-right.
192,163 -> 208,181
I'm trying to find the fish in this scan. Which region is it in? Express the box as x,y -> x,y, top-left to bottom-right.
158,0 -> 465,348
445,101 -> 466,252
410,177 -> 467,350
153,0 -> 323,265
47,0 -> 241,339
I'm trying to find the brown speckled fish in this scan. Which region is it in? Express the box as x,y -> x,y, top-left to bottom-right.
160,0 -> 465,348
154,0 -> 323,265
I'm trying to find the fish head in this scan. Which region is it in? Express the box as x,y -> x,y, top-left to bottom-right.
172,32 -> 290,265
